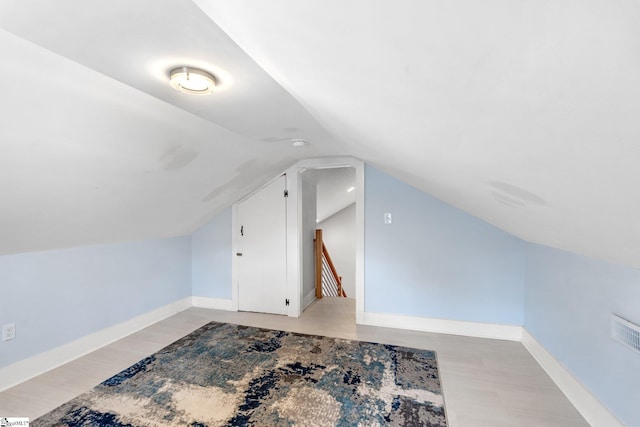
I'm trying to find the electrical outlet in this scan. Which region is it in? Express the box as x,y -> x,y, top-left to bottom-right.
2,323 -> 15,341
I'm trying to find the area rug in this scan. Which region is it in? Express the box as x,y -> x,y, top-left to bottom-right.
33,322 -> 447,426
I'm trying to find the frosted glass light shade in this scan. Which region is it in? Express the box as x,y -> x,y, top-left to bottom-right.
169,67 -> 216,95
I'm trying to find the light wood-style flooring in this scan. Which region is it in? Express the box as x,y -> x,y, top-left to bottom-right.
0,298 -> 588,426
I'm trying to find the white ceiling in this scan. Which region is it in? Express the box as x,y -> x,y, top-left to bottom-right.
304,168 -> 356,223
2,1 -> 640,269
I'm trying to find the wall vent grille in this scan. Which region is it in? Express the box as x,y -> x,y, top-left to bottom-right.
611,314 -> 640,353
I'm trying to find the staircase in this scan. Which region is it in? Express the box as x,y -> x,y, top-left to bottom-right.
315,229 -> 347,298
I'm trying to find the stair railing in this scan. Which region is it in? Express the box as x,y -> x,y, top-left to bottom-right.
315,229 -> 347,298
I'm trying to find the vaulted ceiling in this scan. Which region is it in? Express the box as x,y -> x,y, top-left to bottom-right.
1,1 -> 639,269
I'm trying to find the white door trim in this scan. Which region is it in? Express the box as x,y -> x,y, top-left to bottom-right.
285,156 -> 365,318
232,157 -> 365,318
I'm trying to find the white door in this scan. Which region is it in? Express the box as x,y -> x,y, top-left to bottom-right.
237,175 -> 288,315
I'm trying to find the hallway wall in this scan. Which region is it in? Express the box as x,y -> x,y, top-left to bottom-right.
317,203 -> 356,297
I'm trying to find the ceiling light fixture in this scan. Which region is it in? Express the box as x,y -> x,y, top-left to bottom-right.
169,66 -> 216,95
347,186 -> 355,192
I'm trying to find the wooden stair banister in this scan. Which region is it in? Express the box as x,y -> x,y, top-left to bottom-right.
315,229 -> 323,299
315,229 -> 347,298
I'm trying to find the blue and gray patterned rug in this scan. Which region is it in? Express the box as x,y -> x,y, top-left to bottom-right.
33,322 -> 447,426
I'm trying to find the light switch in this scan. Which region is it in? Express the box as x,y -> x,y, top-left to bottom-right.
384,212 -> 392,224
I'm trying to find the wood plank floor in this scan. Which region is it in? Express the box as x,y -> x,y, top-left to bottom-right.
0,298 -> 588,426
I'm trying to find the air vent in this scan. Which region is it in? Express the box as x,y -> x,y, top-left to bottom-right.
611,314 -> 640,353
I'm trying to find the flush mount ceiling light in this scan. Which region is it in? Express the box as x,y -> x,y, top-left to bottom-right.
169,67 -> 216,95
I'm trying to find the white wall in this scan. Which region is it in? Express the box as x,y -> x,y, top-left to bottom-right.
301,173 -> 317,305
317,203 -> 356,297
0,237 -> 191,369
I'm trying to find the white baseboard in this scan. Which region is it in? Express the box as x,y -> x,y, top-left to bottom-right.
302,290 -> 316,311
521,330 -> 623,427
0,297 -> 192,392
359,311 -> 522,341
191,296 -> 233,311
0,296 -> 622,426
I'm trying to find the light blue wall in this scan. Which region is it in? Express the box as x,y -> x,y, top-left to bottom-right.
191,208 -> 232,299
0,236 -> 191,368
365,165 -> 525,325
525,244 -> 640,427
3,164 -> 636,425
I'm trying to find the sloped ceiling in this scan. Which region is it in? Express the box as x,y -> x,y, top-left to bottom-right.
2,1 -> 640,269
0,0 -> 343,255
305,167 -> 356,223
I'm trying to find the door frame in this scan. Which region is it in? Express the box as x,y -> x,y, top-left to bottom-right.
231,157 -> 365,320
286,157 -> 365,319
